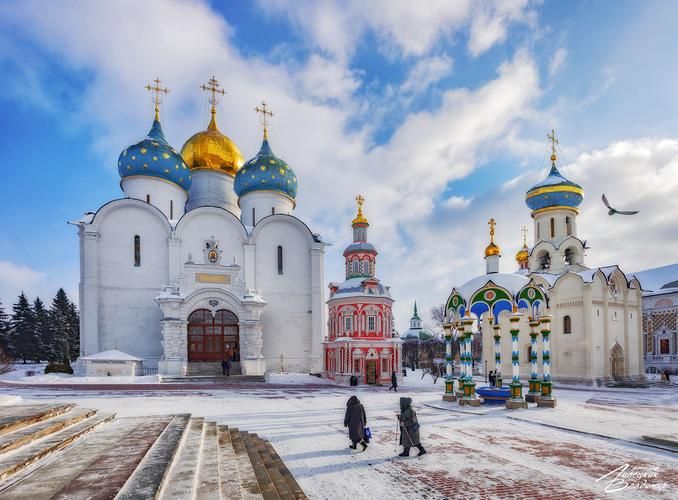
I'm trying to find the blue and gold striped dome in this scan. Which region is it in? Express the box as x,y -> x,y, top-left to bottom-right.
118,118 -> 191,191
525,158 -> 583,212
234,131 -> 297,200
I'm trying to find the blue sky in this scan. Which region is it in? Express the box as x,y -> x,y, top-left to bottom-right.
2,0 -> 678,330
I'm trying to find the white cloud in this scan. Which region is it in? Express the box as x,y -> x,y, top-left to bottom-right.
258,0 -> 533,60
0,261 -> 45,307
443,195 -> 473,209
549,47 -> 567,77
401,55 -> 453,94
468,0 -> 535,56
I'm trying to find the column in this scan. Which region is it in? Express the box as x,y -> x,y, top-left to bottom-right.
506,312 -> 528,409
526,317 -> 541,402
538,315 -> 556,407
442,320 -> 457,401
461,315 -> 479,405
455,320 -> 466,398
80,228 -> 100,356
492,319 -> 502,388
310,247 -> 326,372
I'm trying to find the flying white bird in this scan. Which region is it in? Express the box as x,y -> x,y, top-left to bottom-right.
601,194 -> 639,216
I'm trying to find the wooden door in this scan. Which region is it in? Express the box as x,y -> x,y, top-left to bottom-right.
366,360 -> 377,384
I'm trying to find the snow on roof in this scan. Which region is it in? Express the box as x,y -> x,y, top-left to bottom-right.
455,273 -> 530,301
80,349 -> 143,361
332,277 -> 391,298
631,263 -> 678,292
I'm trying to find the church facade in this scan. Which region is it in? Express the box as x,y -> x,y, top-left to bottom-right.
445,133 -> 644,387
323,198 -> 402,385
72,79 -> 326,376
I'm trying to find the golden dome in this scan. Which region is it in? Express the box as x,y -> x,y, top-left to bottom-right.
180,109 -> 244,176
485,242 -> 501,257
515,246 -> 529,263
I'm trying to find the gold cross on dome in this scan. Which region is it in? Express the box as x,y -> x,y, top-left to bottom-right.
521,225 -> 528,246
201,76 -> 226,111
356,194 -> 365,212
488,218 -> 496,242
145,78 -> 169,120
547,128 -> 559,160
255,101 -> 274,138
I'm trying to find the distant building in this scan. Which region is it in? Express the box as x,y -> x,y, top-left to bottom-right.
634,264 -> 678,376
400,302 -> 434,341
323,197 -> 402,385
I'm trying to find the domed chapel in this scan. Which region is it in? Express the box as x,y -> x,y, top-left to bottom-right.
71,78 -> 327,376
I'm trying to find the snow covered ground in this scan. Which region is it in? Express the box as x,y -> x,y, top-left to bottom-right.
0,369 -> 675,498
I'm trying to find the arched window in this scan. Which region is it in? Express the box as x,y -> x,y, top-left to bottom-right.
252,207 -> 256,225
537,222 -> 540,240
550,217 -> 555,238
352,260 -> 359,274
563,315 -> 572,334
146,194 -> 151,204
566,216 -> 572,236
134,235 -> 141,267
170,200 -> 174,219
363,258 -> 370,275
277,246 -> 283,275
564,247 -> 576,265
271,207 -> 275,215
538,251 -> 550,270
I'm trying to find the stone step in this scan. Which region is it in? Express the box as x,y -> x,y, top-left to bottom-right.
217,425 -> 246,499
195,421 -> 221,499
0,417 -> 153,500
116,414 -> 190,500
253,436 -> 306,500
160,375 -> 264,383
0,407 -> 97,455
0,411 -> 113,482
185,362 -> 243,376
0,404 -> 75,437
250,434 -> 295,500
241,431 -> 281,500
49,416 -> 173,499
230,428 -> 264,499
157,417 -> 204,500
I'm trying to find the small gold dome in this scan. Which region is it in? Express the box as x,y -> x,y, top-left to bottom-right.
515,246 -> 529,263
485,242 -> 501,257
181,110 -> 244,176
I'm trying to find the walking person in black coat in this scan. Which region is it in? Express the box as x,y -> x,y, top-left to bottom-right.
389,371 -> 398,392
221,358 -> 231,376
397,397 -> 426,457
344,396 -> 368,451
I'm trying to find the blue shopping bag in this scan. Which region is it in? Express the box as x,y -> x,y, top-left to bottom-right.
364,427 -> 372,442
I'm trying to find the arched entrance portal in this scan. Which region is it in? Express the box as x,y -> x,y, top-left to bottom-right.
610,343 -> 625,380
187,309 -> 240,362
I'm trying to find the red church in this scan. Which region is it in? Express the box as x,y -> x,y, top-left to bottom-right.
323,196 -> 403,385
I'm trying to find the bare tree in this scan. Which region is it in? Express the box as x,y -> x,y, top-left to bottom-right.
418,338 -> 445,383
430,304 -> 446,328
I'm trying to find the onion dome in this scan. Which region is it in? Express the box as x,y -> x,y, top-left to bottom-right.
118,116 -> 191,191
180,108 -> 244,176
515,245 -> 529,264
485,218 -> 501,257
525,145 -> 583,212
234,129 -> 298,200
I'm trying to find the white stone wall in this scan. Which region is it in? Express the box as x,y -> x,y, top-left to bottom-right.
186,170 -> 240,216
239,191 -> 295,226
253,216 -> 317,373
121,176 -> 187,220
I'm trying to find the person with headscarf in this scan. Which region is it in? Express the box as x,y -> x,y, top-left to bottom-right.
398,397 -> 427,457
344,395 -> 368,451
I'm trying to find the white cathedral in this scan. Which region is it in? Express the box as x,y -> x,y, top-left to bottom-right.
71,79 -> 326,377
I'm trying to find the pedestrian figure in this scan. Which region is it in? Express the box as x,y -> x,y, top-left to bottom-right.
666,370 -> 671,382
222,357 -> 231,376
488,370 -> 495,387
397,397 -> 426,457
389,371 -> 398,392
344,396 -> 368,451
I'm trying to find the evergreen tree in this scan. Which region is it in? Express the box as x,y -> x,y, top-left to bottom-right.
49,289 -> 79,363
0,299 -> 9,353
10,292 -> 36,363
33,297 -> 52,362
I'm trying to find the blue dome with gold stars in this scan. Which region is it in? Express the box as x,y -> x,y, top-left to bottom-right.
118,118 -> 191,191
525,159 -> 583,212
234,132 -> 297,200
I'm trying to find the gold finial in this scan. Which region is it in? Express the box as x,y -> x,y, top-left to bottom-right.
485,218 -> 501,257
488,218 -> 496,243
547,128 -> 559,162
201,76 -> 226,129
255,100 -> 274,140
352,194 -> 368,225
145,78 -> 169,121
521,225 -> 528,246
